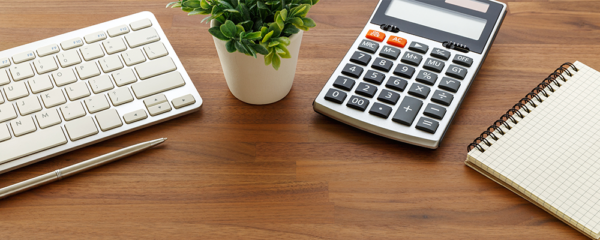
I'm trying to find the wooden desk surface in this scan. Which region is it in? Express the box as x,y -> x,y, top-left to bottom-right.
0,0 -> 596,239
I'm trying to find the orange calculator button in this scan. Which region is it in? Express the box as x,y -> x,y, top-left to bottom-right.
388,36 -> 407,48
366,30 -> 386,42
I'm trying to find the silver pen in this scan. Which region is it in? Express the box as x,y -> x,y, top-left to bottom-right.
0,138 -> 167,200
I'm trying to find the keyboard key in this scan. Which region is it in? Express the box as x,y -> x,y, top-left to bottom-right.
61,101 -> 86,121
371,57 -> 393,72
366,29 -> 386,42
350,51 -> 371,66
132,71 -> 186,99
95,109 -> 123,131
103,37 -> 128,54
40,89 -> 67,108
369,102 -> 392,119
415,70 -> 438,86
5,81 -> 29,101
12,51 -> 36,64
123,109 -> 148,124
0,124 -> 10,142
80,44 -> 105,61
33,56 -> 59,74
37,44 -> 60,57
84,31 -> 107,43
125,28 -> 160,48
423,58 -> 445,73
393,64 -> 415,79
387,36 -> 407,48
401,52 -> 423,66
0,125 -> 67,164
380,46 -> 401,60
423,104 -> 446,120
98,55 -> 124,73
84,94 -> 111,114
346,95 -> 369,111
358,40 -> 379,54
341,63 -> 363,79
453,54 -> 473,67
0,93 -> 3,104
143,94 -> 167,107
65,81 -> 91,101
11,117 -> 36,136
377,89 -> 400,105
16,95 -> 42,116
121,49 -> 146,66
0,58 -> 10,68
9,62 -> 35,81
431,48 -> 451,60
333,76 -> 355,91
416,117 -> 439,133
408,42 -> 428,53
130,18 -> 152,31
408,83 -> 431,99
363,70 -> 385,85
108,87 -> 134,106
355,82 -> 377,98
28,75 -> 54,94
144,42 -> 169,60
0,70 -> 9,86
172,94 -> 196,109
392,96 -> 423,126
438,77 -> 461,93
135,56 -> 177,80
112,68 -> 138,87
446,65 -> 468,80
0,104 -> 18,123
57,49 -> 82,68
108,25 -> 130,37
431,90 -> 454,106
53,68 -> 78,86
64,116 -> 98,141
75,62 -> 101,80
324,88 -> 347,104
386,77 -> 408,92
148,102 -> 172,116
61,38 -> 84,50
36,109 -> 62,129
88,75 -> 114,94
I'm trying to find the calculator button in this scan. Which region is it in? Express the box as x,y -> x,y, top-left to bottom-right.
393,64 -> 415,79
408,83 -> 431,99
446,65 -> 468,80
333,76 -> 356,91
350,51 -> 372,66
401,52 -> 423,66
358,40 -> 380,54
453,54 -> 473,67
386,77 -> 408,92
355,82 -> 378,98
387,36 -> 407,48
369,102 -> 393,119
416,117 -> 439,134
377,89 -> 400,105
415,70 -> 438,86
423,58 -> 445,73
438,77 -> 461,93
431,90 -> 454,106
366,30 -> 386,42
372,58 -> 393,72
423,104 -> 446,120
431,48 -> 451,60
392,96 -> 423,126
380,46 -> 401,60
408,42 -> 429,54
342,64 -> 364,78
347,95 -> 370,111
325,88 -> 347,104
364,70 -> 385,85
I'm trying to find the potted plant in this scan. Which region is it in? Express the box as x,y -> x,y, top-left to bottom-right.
167,0 -> 320,105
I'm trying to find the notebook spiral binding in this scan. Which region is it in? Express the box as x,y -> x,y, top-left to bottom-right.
467,62 -> 579,153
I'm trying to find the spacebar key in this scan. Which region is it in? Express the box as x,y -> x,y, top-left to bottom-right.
132,71 -> 186,99
0,126 -> 68,164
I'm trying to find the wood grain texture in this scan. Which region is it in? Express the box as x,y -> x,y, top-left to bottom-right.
0,0 -> 596,239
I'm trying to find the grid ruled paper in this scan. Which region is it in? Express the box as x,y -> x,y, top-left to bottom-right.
472,61 -> 600,234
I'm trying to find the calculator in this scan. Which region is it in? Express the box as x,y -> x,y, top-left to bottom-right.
313,0 -> 507,149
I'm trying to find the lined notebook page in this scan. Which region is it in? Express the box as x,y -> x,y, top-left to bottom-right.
469,61 -> 600,236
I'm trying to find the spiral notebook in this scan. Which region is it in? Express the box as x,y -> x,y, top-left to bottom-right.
466,61 -> 600,239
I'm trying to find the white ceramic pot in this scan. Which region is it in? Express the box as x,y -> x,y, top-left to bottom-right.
212,21 -> 303,105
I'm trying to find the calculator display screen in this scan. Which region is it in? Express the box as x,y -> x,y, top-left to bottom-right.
385,0 -> 488,40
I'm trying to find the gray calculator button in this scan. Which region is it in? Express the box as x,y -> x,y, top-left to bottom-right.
453,54 -> 473,67
408,42 -> 429,53
392,96 -> 423,126
377,89 -> 400,105
342,63 -> 364,78
347,95 -> 370,111
386,77 -> 408,92
333,76 -> 356,91
401,52 -> 423,66
408,83 -> 431,99
415,70 -> 438,86
393,64 -> 415,79
325,88 -> 347,104
350,51 -> 371,66
369,102 -> 393,119
416,117 -> 439,134
423,104 -> 446,120
358,40 -> 379,54
431,48 -> 450,60
431,90 -> 454,106
380,46 -> 401,60
438,77 -> 461,93
372,57 -> 393,72
355,82 -> 377,98
423,58 -> 445,73
446,64 -> 468,80
364,70 -> 385,85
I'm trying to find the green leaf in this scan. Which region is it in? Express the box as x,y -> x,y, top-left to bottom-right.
265,50 -> 274,65
260,27 -> 269,37
290,17 -> 303,26
236,25 -> 245,36
280,9 -> 288,21
200,0 -> 210,9
272,53 -> 281,70
290,5 -> 306,17
245,42 -> 258,58
189,8 -> 210,15
250,43 -> 269,55
182,7 -> 194,12
166,1 -> 180,8
276,37 -> 290,45
268,41 -> 280,47
302,17 -> 316,28
276,45 -> 291,58
311,0 -> 320,5
218,0 -> 234,9
276,14 -> 285,29
262,31 -> 274,43
226,40 -> 236,53
244,31 -> 262,40
238,3 -> 251,21
257,1 -> 268,9
267,23 -> 282,38
209,26 -> 229,41
235,41 -> 249,55
220,20 -> 237,38
224,9 -> 239,13
296,4 -> 310,17
282,25 -> 300,35
183,0 -> 201,8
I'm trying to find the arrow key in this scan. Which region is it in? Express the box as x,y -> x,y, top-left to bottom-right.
438,77 -> 461,93
408,42 -> 429,54
123,109 -> 148,124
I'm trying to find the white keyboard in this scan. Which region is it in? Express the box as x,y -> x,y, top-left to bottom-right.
0,12 -> 203,174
